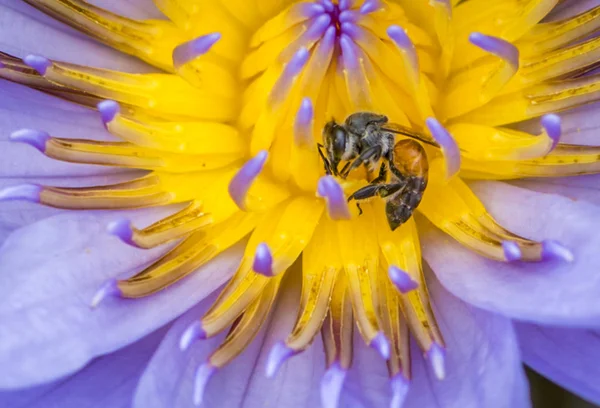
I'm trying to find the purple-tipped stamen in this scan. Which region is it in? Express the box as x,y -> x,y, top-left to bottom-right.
370,331 -> 391,360
320,0 -> 335,12
23,54 -> 51,75
0,184 -> 42,203
339,33 -> 359,71
266,341 -> 296,378
387,25 -> 420,79
541,114 -> 561,151
339,0 -> 352,10
294,97 -> 314,147
390,374 -> 410,408
228,150 -> 268,211
317,176 -> 351,220
270,47 -> 310,106
502,241 -> 522,262
97,100 -> 120,124
542,240 -> 574,263
253,242 -> 274,277
469,32 -> 519,70
388,266 -> 419,294
340,22 -> 360,39
180,321 -> 207,351
425,118 -> 461,180
300,2 -> 326,18
360,0 -> 381,14
90,279 -> 121,309
321,362 -> 347,408
427,343 -> 446,380
193,363 -> 217,406
339,9 -> 358,23
10,129 -> 50,152
172,33 -> 221,69
107,219 -> 136,247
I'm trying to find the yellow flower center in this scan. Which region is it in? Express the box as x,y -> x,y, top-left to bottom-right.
2,0 -> 600,406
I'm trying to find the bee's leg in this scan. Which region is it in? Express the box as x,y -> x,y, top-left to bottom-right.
347,181 -> 407,202
370,162 -> 388,184
317,143 -> 333,175
356,202 -> 363,215
339,161 -> 352,178
341,145 -> 382,178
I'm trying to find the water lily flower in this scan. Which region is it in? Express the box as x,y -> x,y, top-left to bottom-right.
2,1 -> 600,407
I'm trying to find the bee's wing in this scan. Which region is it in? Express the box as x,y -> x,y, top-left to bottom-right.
380,123 -> 440,148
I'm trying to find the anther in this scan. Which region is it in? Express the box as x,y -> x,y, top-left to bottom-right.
97,100 -> 120,125
0,184 -> 42,203
294,97 -> 314,147
180,321 -> 207,351
387,25 -> 419,80
541,114 -> 561,151
321,362 -> 347,408
172,33 -> 221,69
269,47 -> 310,106
339,34 -> 359,71
253,243 -> 274,277
339,0 -> 352,10
9,129 -> 50,152
193,363 -> 217,406
502,241 -> 522,262
228,150 -> 268,211
390,374 -> 410,408
542,240 -> 574,263
339,10 -> 358,23
317,176 -> 351,220
23,54 -> 51,75
265,341 -> 296,378
107,219 -> 136,247
370,331 -> 391,360
469,33 -> 519,70
302,3 -> 326,18
426,343 -> 446,380
425,118 -> 461,180
388,266 -> 419,294
360,0 -> 381,15
90,279 -> 121,309
320,0 -> 335,13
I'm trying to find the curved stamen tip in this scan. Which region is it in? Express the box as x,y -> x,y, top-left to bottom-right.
294,97 -> 314,147
180,321 -> 207,351
320,0 -> 335,13
266,341 -> 296,378
387,24 -> 419,77
253,242 -> 274,277
502,241 -> 522,262
97,100 -> 120,124
425,118 -> 461,180
542,240 -> 574,263
360,0 -> 381,14
173,32 -> 222,69
9,129 -> 50,152
390,375 -> 410,408
317,176 -> 352,220
193,363 -> 217,406
370,331 -> 391,360
107,219 -> 136,247
23,54 -> 51,75
90,279 -> 121,309
426,343 -> 446,380
469,32 -> 519,69
0,184 -> 42,203
388,266 -> 419,293
228,150 -> 268,211
541,114 -> 561,151
321,362 -> 347,408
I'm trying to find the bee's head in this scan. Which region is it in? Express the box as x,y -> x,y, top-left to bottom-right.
323,120 -> 351,175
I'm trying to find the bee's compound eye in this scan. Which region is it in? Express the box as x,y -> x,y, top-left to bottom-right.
333,128 -> 347,157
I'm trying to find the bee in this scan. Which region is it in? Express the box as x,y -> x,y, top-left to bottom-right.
318,112 -> 436,231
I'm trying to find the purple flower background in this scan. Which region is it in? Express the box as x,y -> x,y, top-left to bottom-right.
1,0 -> 600,407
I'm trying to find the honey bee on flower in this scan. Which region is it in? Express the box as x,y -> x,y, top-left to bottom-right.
1,1 -> 600,408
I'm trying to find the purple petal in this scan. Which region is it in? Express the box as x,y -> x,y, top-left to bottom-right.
516,322 -> 600,405
0,326 -> 168,407
0,211 -> 243,388
134,271 -> 325,407
421,181 -> 600,326
0,2 -> 154,72
402,275 -> 529,408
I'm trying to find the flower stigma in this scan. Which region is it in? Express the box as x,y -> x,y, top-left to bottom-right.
2,0 -> 600,407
